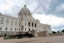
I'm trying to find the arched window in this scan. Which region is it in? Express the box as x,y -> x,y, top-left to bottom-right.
29,28 -> 30,31
25,13 -> 26,15
28,22 -> 30,26
32,23 -> 33,27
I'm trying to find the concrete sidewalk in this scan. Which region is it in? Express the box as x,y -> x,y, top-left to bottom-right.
0,36 -> 64,43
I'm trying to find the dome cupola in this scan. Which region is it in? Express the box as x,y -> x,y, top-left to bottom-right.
18,5 -> 32,18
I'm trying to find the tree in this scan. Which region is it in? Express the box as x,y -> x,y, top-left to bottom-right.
52,31 -> 56,34
61,30 -> 64,32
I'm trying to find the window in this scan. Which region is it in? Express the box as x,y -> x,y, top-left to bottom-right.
32,23 -> 33,27
19,23 -> 20,26
6,21 -> 8,25
35,23 -> 36,27
19,28 -> 20,31
10,28 -> 12,30
21,18 -> 22,21
21,26 -> 23,30
25,28 -> 26,31
25,22 -> 26,26
7,17 -> 9,20
5,27 -> 7,30
28,22 -> 30,26
0,26 -> 2,30
11,19 -> 13,25
6,18 -> 9,25
29,28 -> 30,31
11,19 -> 13,20
11,21 -> 13,25
15,20 -> 18,26
15,22 -> 17,26
1,17 -> 4,19
15,28 -> 16,31
25,13 -> 26,15
1,20 -> 3,24
16,20 -> 17,21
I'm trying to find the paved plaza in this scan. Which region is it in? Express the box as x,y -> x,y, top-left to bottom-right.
0,36 -> 64,43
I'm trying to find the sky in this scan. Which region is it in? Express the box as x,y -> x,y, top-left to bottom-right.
0,0 -> 64,32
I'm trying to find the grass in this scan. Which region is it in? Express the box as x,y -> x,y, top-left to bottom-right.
4,36 -> 18,39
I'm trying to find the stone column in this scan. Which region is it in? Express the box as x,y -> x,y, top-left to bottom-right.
34,32 -> 38,37
46,31 -> 49,36
34,30 -> 38,37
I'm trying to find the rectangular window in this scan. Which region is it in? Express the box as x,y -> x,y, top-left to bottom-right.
28,22 -> 30,26
11,19 -> 13,25
15,28 -> 16,31
0,26 -> 2,30
21,26 -> 23,30
25,22 -> 26,26
1,20 -> 3,24
10,28 -> 12,31
5,27 -> 7,30
6,17 -> 9,25
25,28 -> 26,31
15,22 -> 17,26
6,21 -> 8,25
19,28 -> 20,31
19,23 -> 20,26
11,21 -> 13,25
1,17 -> 4,19
35,23 -> 36,27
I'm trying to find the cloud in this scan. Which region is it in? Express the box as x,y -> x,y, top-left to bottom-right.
0,0 -> 26,16
32,13 -> 64,26
32,13 -> 64,31
0,0 -> 64,31
52,25 -> 64,31
26,0 -> 38,13
0,0 -> 15,10
56,3 -> 64,11
0,0 -> 53,15
33,0 -> 52,14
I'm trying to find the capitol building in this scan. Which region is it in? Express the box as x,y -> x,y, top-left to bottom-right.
0,5 -> 51,37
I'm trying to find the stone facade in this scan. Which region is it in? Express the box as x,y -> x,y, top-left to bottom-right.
18,5 -> 52,37
0,5 -> 52,37
0,13 -> 20,36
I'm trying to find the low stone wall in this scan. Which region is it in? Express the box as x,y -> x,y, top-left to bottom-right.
0,31 -> 19,36
37,31 -> 47,37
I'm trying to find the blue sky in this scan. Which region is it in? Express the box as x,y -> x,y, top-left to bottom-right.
0,0 -> 64,31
